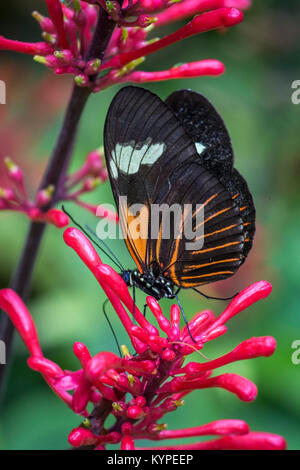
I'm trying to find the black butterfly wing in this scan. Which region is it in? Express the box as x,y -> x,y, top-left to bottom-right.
104,86 -> 249,287
104,86 -> 197,272
166,89 -> 256,265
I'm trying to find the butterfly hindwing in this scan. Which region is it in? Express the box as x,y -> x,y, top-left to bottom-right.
165,89 -> 255,266
225,169 -> 256,260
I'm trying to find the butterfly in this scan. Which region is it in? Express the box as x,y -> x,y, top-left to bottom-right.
103,85 -> 255,311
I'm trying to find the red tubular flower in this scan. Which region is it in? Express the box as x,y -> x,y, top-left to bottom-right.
45,0 -> 70,49
175,336 -> 276,376
0,228 -> 286,450
124,60 -> 225,83
137,432 -> 286,450
95,59 -> 225,90
156,419 -> 250,439
156,0 -> 250,27
0,36 -> 53,55
0,289 -> 42,357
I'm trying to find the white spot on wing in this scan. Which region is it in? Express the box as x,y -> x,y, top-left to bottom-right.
195,142 -> 206,155
111,138 -> 165,178
110,159 -> 118,179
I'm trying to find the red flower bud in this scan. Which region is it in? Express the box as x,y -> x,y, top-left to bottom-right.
127,405 -> 145,419
85,352 -> 121,384
45,208 -> 69,228
68,427 -> 99,447
32,11 -> 55,33
162,348 -> 176,362
136,396 -> 147,408
73,342 -> 92,367
121,435 -> 135,450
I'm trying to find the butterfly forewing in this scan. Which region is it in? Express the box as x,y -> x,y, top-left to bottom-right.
104,86 -> 197,270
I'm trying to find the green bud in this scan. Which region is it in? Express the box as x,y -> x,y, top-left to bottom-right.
33,55 -> 47,65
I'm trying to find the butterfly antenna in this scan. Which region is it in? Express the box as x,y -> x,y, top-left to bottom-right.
175,294 -> 197,344
62,205 -> 123,271
84,225 -> 124,271
192,288 -> 239,301
102,299 -> 122,357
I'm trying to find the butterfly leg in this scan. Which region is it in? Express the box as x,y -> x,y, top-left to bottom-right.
102,298 -> 122,357
192,288 -> 239,301
143,303 -> 148,318
175,294 -> 196,344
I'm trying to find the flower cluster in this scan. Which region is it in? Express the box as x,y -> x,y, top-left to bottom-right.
0,226 -> 286,450
0,0 -> 250,91
0,157 -> 68,228
0,149 -> 118,228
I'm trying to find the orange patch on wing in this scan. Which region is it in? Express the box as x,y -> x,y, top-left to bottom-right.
182,257 -> 241,272
195,206 -> 231,232
191,240 -> 242,255
195,223 -> 240,241
181,270 -> 234,280
119,201 -> 150,273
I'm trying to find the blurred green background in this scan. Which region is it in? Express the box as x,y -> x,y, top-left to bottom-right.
0,0 -> 300,450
